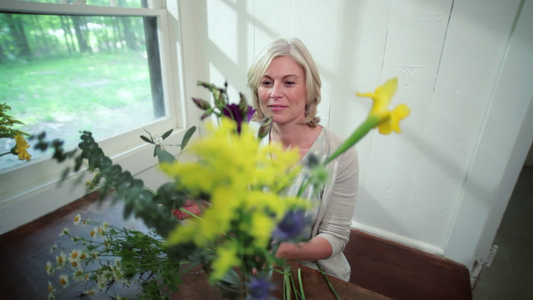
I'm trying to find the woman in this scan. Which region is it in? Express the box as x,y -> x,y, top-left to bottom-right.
247,38 -> 359,281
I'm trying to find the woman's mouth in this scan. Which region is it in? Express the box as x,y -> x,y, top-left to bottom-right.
269,105 -> 287,112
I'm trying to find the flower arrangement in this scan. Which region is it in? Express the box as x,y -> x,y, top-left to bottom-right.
0,103 -> 31,162
41,78 -> 409,299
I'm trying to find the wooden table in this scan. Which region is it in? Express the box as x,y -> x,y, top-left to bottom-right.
0,193 -> 389,299
174,261 -> 390,299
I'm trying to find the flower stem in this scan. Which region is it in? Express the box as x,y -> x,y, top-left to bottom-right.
324,116 -> 380,165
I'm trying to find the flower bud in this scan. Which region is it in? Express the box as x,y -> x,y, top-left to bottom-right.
257,118 -> 272,139
192,97 -> 211,110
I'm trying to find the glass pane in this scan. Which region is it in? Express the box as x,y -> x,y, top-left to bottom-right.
0,13 -> 164,170
16,0 -> 144,8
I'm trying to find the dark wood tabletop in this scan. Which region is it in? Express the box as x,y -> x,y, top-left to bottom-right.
0,192 -> 390,299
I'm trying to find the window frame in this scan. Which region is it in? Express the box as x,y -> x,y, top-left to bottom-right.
0,0 -> 188,205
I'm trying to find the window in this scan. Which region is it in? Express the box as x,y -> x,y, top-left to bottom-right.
0,0 -> 184,202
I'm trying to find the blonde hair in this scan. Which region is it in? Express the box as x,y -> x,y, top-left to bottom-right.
247,38 -> 321,127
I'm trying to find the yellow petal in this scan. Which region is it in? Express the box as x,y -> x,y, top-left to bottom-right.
390,104 -> 410,133
379,78 -> 398,104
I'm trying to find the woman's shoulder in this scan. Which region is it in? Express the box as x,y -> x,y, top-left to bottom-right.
322,126 -> 358,161
322,127 -> 346,148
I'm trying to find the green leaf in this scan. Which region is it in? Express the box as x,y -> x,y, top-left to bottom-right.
181,126 -> 196,151
161,129 -> 173,140
156,148 -> 176,163
140,135 -> 154,144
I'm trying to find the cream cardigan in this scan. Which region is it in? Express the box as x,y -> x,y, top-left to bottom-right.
262,126 -> 359,281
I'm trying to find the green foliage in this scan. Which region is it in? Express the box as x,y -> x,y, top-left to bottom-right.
48,219 -> 188,299
0,103 -> 28,138
32,129 -> 194,239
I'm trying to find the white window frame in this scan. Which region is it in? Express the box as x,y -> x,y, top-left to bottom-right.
0,0 -> 192,233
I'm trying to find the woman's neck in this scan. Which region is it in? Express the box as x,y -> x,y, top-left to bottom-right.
270,123 -> 322,158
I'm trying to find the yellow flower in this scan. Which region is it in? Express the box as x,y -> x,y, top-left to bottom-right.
210,241 -> 240,282
356,77 -> 410,134
14,134 -> 31,161
164,119 -> 310,282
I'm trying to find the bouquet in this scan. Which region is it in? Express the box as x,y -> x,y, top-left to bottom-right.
40,78 -> 409,299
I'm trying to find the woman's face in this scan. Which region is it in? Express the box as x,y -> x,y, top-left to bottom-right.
257,56 -> 307,126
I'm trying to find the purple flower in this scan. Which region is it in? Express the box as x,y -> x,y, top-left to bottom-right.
272,210 -> 306,241
223,103 -> 256,133
247,276 -> 272,300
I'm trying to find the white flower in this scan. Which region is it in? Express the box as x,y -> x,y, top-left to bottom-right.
73,269 -> 85,282
59,228 -> 69,236
47,281 -> 55,294
101,221 -> 109,232
68,249 -> 82,262
97,280 -> 106,290
58,274 -> 69,288
84,289 -> 97,296
55,252 -> 67,267
90,227 -> 98,239
45,261 -> 53,275
73,213 -> 81,225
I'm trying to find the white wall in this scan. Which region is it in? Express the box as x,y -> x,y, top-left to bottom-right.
178,0 -> 533,279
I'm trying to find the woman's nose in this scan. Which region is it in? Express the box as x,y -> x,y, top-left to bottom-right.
270,82 -> 281,100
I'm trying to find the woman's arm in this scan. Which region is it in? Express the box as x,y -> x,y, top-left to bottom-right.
275,236 -> 332,261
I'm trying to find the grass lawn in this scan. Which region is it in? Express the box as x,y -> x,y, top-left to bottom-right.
1,51 -> 158,169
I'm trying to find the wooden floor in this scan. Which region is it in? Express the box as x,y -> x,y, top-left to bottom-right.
0,192 -> 472,299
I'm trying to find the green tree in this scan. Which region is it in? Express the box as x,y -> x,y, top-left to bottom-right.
4,14 -> 32,59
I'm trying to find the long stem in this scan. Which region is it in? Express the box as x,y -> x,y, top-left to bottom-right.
324,116 -> 380,165
316,264 -> 340,300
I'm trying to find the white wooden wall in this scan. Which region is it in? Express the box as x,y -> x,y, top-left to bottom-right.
179,0 -> 533,280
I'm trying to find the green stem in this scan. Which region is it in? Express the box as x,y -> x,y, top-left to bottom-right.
297,268 -> 305,300
0,151 -> 12,157
324,116 -> 380,165
316,264 -> 340,300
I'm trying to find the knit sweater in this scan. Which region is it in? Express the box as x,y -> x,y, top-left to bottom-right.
262,126 -> 359,281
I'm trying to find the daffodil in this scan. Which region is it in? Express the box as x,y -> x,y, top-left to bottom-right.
13,134 -> 31,161
326,77 -> 410,164
356,77 -> 410,135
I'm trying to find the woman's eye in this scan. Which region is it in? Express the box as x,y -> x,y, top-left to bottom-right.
285,81 -> 295,86
260,80 -> 272,86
